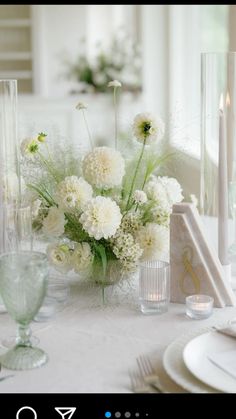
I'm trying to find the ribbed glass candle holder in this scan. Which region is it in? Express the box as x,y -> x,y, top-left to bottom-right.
139,260 -> 170,315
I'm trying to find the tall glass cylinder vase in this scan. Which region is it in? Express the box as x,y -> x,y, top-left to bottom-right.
200,52 -> 236,287
0,80 -> 20,254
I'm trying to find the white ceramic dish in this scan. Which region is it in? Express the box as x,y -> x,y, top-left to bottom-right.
183,330 -> 236,393
163,326 -> 220,393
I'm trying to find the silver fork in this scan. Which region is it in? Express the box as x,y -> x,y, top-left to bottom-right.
129,369 -> 159,393
136,355 -> 164,392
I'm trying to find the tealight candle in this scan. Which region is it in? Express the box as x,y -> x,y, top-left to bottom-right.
185,294 -> 214,320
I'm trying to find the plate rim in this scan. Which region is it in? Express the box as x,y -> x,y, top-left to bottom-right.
163,326 -> 220,393
182,330 -> 236,393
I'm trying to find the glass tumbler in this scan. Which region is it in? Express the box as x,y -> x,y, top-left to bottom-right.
139,260 -> 170,315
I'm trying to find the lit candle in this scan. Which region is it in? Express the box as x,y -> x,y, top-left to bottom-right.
147,293 -> 162,302
186,295 -> 214,319
218,94 -> 229,266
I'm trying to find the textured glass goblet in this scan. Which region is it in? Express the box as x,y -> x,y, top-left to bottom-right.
0,251 -> 49,370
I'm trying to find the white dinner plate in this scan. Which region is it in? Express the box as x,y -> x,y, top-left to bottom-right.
183,331 -> 236,393
163,326 -> 220,393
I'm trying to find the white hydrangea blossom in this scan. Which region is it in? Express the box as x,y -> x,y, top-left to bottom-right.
133,190 -> 147,204
136,223 -> 169,261
145,179 -> 169,208
80,196 -> 122,240
159,176 -> 184,206
132,113 -> 165,145
145,175 -> 183,210
42,207 -> 66,237
47,242 -> 72,274
55,176 -> 93,213
71,242 -> 94,273
82,147 -> 125,189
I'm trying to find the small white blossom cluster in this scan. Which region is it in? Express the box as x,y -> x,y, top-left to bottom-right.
112,229 -> 143,271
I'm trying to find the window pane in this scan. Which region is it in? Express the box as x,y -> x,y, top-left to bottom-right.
200,5 -> 229,52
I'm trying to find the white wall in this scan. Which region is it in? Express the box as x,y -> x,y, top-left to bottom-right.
32,5 -> 87,97
32,5 -> 139,98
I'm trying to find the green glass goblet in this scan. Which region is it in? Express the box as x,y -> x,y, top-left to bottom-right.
0,251 -> 49,370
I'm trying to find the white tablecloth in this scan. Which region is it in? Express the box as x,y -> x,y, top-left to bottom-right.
0,278 -> 236,393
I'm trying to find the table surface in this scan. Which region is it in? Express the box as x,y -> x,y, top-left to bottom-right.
0,276 -> 236,393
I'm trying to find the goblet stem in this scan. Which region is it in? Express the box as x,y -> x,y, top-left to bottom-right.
17,324 -> 32,347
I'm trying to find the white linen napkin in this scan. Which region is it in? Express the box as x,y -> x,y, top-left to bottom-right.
208,349 -> 236,379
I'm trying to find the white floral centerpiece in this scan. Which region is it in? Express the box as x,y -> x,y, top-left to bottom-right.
21,82 -> 183,289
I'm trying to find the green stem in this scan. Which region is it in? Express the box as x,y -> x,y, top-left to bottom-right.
82,109 -> 93,150
126,139 -> 146,211
113,87 -> 118,149
37,151 -> 60,183
141,170 -> 150,191
27,184 -> 55,206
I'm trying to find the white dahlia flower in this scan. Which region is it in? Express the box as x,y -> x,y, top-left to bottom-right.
47,242 -> 72,274
80,196 -> 122,240
42,207 -> 66,237
133,190 -> 147,204
71,242 -> 94,273
132,113 -> 165,145
136,223 -> 169,261
55,176 -> 93,213
82,147 -> 125,189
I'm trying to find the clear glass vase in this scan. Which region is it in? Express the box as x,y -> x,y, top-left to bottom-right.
92,259 -> 125,286
0,80 -> 21,252
200,52 -> 236,286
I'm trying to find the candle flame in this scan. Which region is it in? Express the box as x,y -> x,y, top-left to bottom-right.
226,92 -> 231,107
219,94 -> 224,111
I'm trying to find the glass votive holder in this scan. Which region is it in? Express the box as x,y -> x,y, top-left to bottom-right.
186,294 -> 214,320
139,260 -> 170,315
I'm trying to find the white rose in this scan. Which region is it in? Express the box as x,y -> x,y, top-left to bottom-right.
42,207 -> 67,237
47,243 -> 72,274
